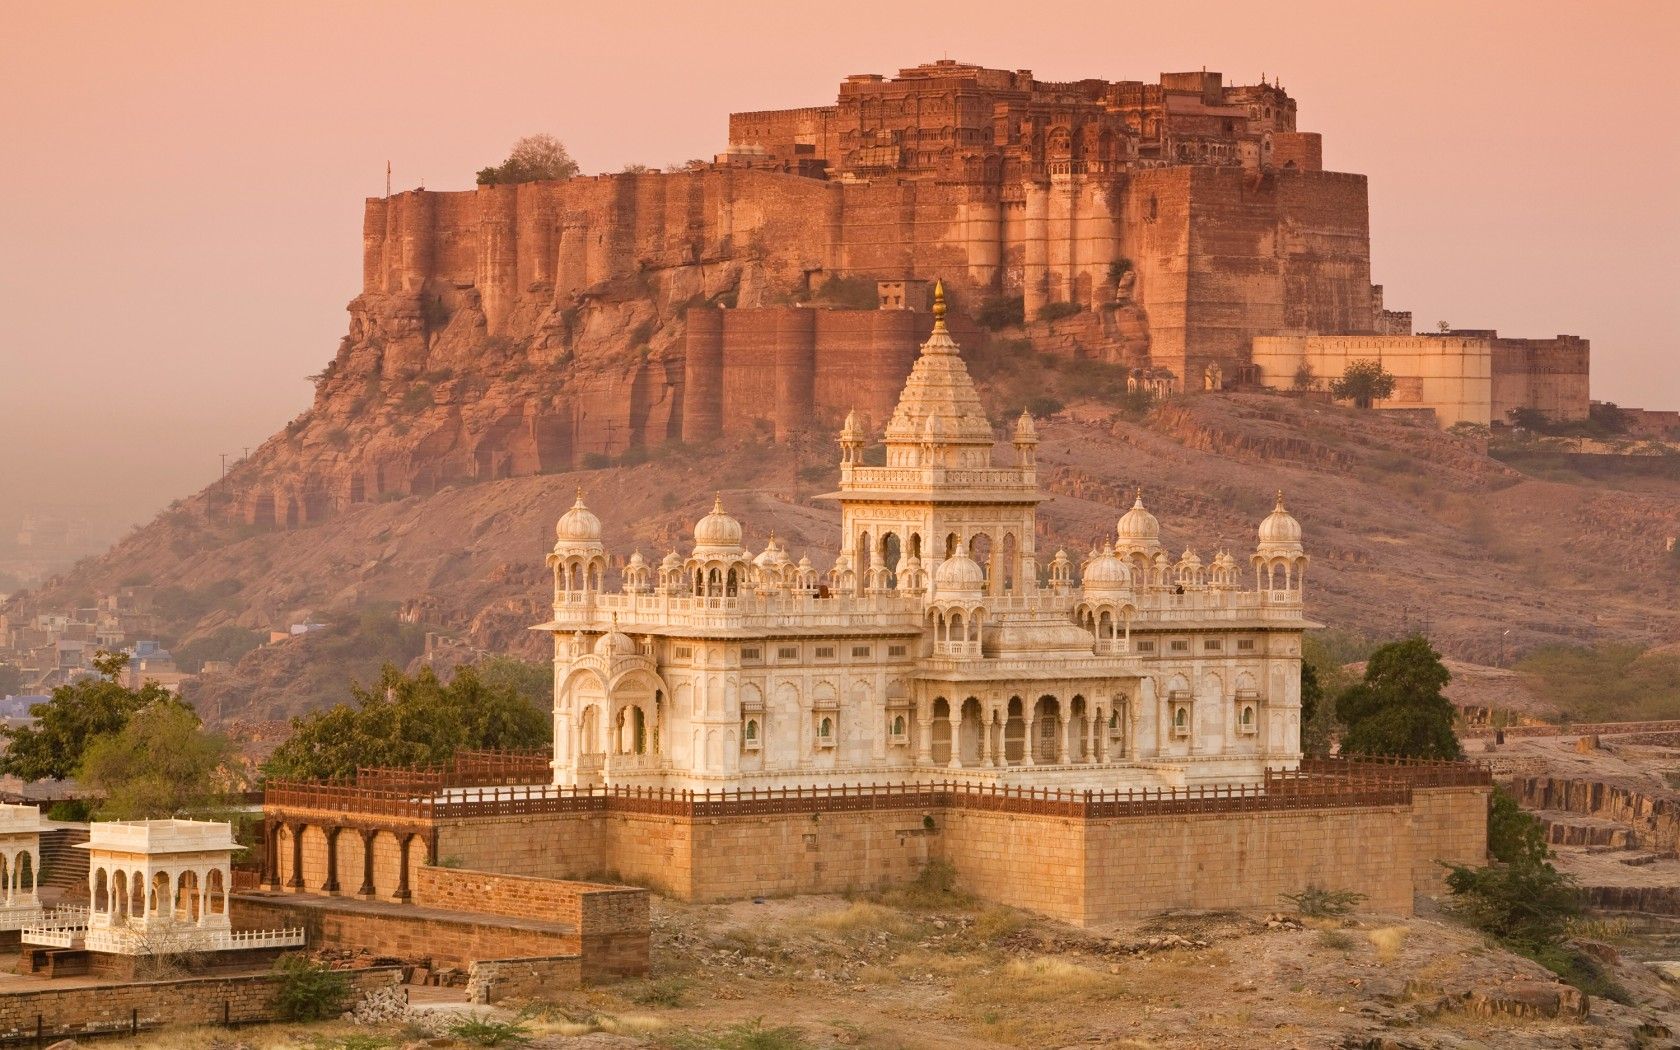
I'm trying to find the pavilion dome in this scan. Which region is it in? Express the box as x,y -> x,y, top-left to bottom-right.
693,495 -> 743,551
935,544 -> 985,597
555,492 -> 602,544
1116,493 -> 1161,546
1258,492 -> 1303,548
593,629 -> 637,657
1082,546 -> 1130,593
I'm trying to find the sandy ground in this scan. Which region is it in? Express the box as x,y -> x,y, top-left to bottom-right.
91,889 -> 1680,1050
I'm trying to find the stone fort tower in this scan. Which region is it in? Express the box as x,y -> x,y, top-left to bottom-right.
726,60 -> 1374,386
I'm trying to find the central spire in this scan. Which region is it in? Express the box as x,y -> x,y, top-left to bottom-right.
879,277 -> 991,445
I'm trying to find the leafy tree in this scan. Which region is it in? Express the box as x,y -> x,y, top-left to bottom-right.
1486,785 -> 1549,868
263,663 -> 549,781
1335,636 -> 1462,759
1443,854 -> 1580,953
0,652 -> 173,780
1507,406 -> 1551,431
1329,359 -> 1397,409
78,701 -> 237,818
1291,362 -> 1315,392
476,134 -> 580,186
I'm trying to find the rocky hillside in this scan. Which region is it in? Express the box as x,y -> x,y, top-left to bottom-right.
11,377 -> 1680,722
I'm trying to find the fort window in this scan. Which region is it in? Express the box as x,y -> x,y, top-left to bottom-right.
1237,639 -> 1256,652
778,645 -> 799,660
852,645 -> 872,658
742,647 -> 761,662
1136,640 -> 1156,653
817,717 -> 835,746
673,645 -> 693,660
1204,639 -> 1223,652
1172,705 -> 1191,737
1239,705 -> 1257,734
815,646 -> 836,660
891,715 -> 907,742
1170,639 -> 1189,653
744,719 -> 761,750
888,644 -> 907,658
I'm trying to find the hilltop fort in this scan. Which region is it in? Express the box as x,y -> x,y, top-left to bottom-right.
221,59 -> 1590,528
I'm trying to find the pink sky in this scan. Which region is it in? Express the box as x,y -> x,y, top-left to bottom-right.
3,1 -> 1677,527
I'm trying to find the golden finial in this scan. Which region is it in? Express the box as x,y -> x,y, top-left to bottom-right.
1275,489 -> 1285,509
932,278 -> 947,329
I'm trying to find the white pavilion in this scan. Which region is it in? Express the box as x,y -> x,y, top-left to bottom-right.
540,283 -> 1315,791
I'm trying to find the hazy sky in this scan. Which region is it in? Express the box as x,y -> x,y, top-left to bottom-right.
3,1 -> 1677,529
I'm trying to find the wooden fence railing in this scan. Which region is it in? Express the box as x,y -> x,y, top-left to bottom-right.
266,765 -> 1425,823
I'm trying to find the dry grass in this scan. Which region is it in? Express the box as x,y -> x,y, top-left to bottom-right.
1368,925 -> 1408,963
957,956 -> 1123,1005
971,906 -> 1028,944
1318,929 -> 1357,951
803,901 -> 910,938
542,1011 -> 667,1037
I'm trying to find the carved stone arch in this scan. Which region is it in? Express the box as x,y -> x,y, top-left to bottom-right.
741,682 -> 764,711
1236,670 -> 1259,694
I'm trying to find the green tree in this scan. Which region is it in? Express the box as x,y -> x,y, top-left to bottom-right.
1486,785 -> 1549,868
0,651 -> 172,780
476,133 -> 580,185
1335,636 -> 1462,759
78,701 -> 237,819
1329,359 -> 1397,409
263,663 -> 549,781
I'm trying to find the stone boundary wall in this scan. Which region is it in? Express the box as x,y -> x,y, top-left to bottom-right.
1462,718 -> 1680,740
0,966 -> 397,1040
412,866 -> 649,980
466,955 -> 584,1004
1081,804 -> 1416,923
1401,785 -> 1490,894
274,766 -> 1490,926
233,894 -> 583,976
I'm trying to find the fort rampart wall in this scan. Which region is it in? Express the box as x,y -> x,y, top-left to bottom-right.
0,967 -> 399,1041
361,165 -> 1371,381
266,767 -> 1489,926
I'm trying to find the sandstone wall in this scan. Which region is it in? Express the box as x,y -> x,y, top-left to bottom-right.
234,893 -> 608,976
0,966 -> 398,1040
1251,334 -> 1494,428
1081,804 -> 1415,922
412,865 -> 648,979
1491,336 -> 1591,424
1406,785 -> 1491,894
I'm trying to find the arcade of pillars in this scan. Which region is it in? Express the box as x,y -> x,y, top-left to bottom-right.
914,692 -> 1120,768
262,821 -> 430,902
90,865 -> 229,929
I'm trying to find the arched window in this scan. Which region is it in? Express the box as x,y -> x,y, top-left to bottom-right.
745,719 -> 758,741
1175,707 -> 1188,729
892,715 -> 905,736
819,717 -> 832,739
